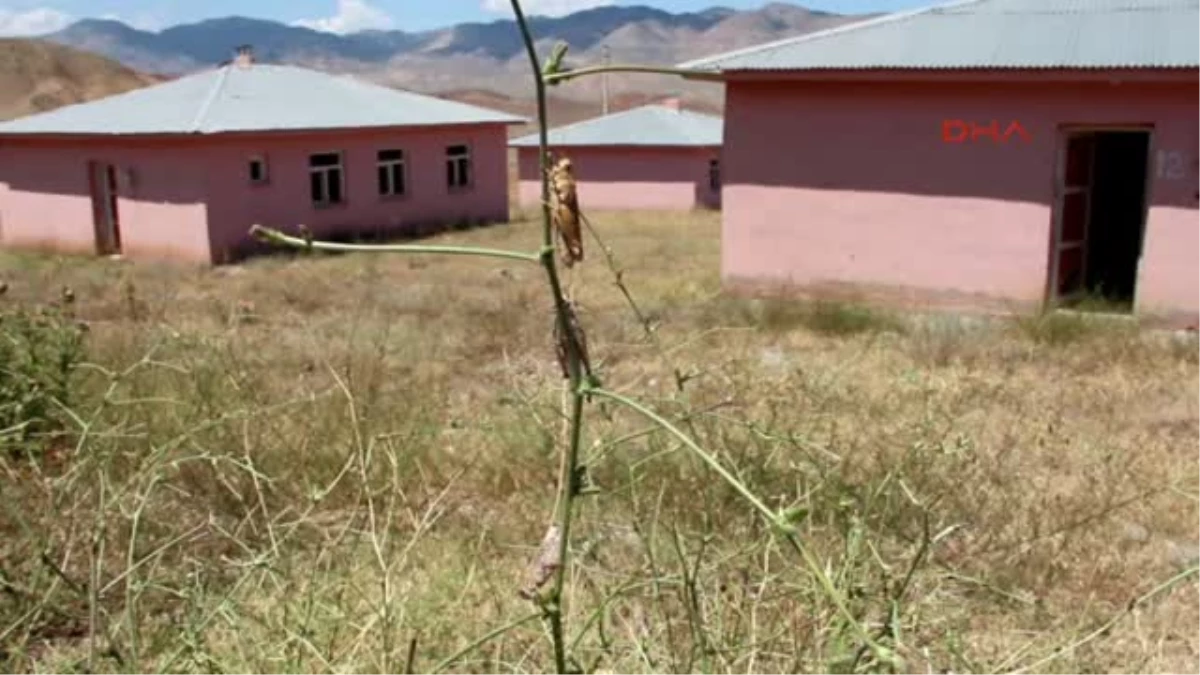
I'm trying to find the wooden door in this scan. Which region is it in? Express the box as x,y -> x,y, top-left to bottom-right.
90,162 -> 122,255
1050,132 -> 1095,302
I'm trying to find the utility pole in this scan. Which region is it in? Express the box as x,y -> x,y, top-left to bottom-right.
601,44 -> 610,115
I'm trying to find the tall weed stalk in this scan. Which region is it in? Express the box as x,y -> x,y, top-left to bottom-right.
249,1 -> 894,670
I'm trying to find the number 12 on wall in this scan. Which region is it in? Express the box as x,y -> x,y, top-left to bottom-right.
1155,150 -> 1187,180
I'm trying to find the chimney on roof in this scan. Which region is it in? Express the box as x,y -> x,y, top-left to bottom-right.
234,44 -> 254,68
658,96 -> 682,112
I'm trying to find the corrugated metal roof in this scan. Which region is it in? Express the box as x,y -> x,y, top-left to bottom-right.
678,0 -> 1200,72
509,104 -> 723,148
0,63 -> 527,136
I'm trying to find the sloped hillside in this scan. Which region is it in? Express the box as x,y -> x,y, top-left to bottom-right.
0,38 -> 161,121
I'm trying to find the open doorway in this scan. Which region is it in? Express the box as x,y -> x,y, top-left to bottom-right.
1049,128 -> 1152,312
88,161 -> 122,255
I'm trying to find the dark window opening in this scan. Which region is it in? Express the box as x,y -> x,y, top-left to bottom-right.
378,149 -> 406,197
310,171 -> 324,203
446,144 -> 471,190
309,152 -> 344,206
249,156 -> 268,184
708,158 -> 720,191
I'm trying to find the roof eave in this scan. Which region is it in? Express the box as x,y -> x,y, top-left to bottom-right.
694,66 -> 1200,83
678,69 -> 727,82
0,130 -> 203,141
0,118 -> 534,141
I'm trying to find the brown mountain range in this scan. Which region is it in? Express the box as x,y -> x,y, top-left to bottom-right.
2,3 -> 864,129
40,3 -> 875,105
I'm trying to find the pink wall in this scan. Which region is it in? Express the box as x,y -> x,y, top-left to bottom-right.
0,123 -> 512,264
205,124 -> 511,262
721,76 -> 1199,320
516,146 -> 721,212
0,141 -> 211,262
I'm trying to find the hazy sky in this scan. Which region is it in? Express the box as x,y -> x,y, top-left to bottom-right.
0,0 -> 935,34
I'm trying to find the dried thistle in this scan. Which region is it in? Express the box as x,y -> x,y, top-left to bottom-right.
518,524 -> 562,601
549,156 -> 584,267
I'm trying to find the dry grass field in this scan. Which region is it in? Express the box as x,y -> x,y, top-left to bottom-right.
0,210 -> 1197,673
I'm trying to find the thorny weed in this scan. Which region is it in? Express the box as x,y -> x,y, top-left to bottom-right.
246,2 -> 903,669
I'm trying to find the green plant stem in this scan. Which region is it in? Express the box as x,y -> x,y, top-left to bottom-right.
248,225 -> 541,264
552,388 -> 586,660
545,64 -> 702,84
585,385 -> 895,665
588,388 -> 772,517
430,611 -> 543,673
509,2 -> 591,673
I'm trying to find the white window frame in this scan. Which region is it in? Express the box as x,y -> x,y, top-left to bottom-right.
446,144 -> 473,192
249,154 -> 269,186
309,151 -> 345,207
377,148 -> 407,198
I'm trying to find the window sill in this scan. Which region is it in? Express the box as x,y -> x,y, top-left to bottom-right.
313,201 -> 348,210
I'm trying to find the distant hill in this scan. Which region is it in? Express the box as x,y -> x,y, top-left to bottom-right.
0,38 -> 161,121
39,3 -> 876,103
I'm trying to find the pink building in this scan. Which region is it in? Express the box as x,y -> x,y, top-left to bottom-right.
511,99 -> 723,211
681,0 -> 1200,326
0,47 -> 525,264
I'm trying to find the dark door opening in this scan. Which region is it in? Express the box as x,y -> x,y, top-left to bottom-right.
89,161 -> 122,255
1050,129 -> 1151,312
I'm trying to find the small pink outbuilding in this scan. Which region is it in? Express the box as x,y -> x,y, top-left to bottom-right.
0,47 -> 525,264
511,99 -> 723,212
681,0 -> 1200,326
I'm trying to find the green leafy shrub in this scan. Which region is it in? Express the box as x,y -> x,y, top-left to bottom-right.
0,302 -> 87,457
